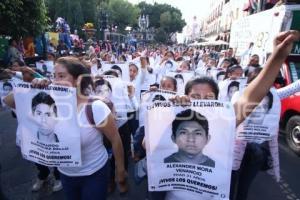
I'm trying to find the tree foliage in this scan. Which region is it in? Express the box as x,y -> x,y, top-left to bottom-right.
0,0 -> 48,37
138,2 -> 186,42
107,0 -> 140,33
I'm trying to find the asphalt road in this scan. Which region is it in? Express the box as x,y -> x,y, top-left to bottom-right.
1,109 -> 299,200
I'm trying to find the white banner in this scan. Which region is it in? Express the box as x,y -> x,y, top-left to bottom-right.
13,82 -> 81,167
236,88 -> 281,142
145,100 -> 235,199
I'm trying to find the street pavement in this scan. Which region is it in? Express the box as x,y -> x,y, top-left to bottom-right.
1,109 -> 300,200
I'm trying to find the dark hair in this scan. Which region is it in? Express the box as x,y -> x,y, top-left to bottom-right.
32,92 -> 57,116
246,67 -> 263,83
47,52 -> 56,59
175,74 -> 184,82
227,81 -> 240,94
103,70 -> 119,77
165,51 -> 175,59
181,61 -> 191,70
161,76 -> 177,92
94,79 -> 112,92
216,71 -> 226,80
152,94 -> 166,102
8,39 -> 16,46
172,109 -> 209,139
225,65 -> 243,79
12,59 -> 25,67
111,65 -> 122,75
121,55 -> 127,62
129,63 -> 139,71
165,60 -> 173,67
55,57 -> 92,96
185,77 -> 219,98
265,91 -> 273,111
230,57 -> 238,65
3,82 -> 12,89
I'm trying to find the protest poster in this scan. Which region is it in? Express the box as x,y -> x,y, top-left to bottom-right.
13,82 -> 81,167
139,90 -> 177,127
166,71 -> 195,95
218,78 -> 247,102
145,100 -> 236,200
36,61 -> 55,79
102,63 -> 130,82
0,80 -> 13,98
0,80 -> 13,109
236,88 -> 280,142
97,75 -> 129,128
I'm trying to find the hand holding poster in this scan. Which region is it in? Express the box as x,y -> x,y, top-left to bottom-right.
236,88 -> 281,142
145,100 -> 236,200
13,82 -> 81,167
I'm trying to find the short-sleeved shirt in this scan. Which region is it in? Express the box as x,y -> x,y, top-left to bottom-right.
58,100 -> 111,176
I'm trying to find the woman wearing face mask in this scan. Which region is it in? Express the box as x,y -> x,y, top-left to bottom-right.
4,56 -> 127,200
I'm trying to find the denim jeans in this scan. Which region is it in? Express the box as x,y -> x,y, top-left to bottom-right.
60,162 -> 108,200
230,142 -> 270,200
127,111 -> 139,137
133,126 -> 146,159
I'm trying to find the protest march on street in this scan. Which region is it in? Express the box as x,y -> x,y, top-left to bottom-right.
1,0 -> 300,200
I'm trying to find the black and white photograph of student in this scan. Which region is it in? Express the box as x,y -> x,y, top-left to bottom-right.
31,92 -> 59,143
227,81 -> 240,102
2,81 -> 13,97
164,109 -> 215,168
244,91 -> 273,125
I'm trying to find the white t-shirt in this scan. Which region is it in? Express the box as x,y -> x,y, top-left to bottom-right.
58,100 -> 110,176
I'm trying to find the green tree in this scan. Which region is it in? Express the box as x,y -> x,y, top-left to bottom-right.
137,2 -> 186,42
154,28 -> 168,43
0,0 -> 48,37
107,0 -> 140,33
46,0 -> 85,32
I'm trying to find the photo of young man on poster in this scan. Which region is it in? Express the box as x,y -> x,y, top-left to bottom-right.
245,91 -> 273,125
31,92 -> 59,143
164,109 -> 215,168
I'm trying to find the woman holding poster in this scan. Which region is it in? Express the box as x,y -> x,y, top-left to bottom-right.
4,57 -> 127,200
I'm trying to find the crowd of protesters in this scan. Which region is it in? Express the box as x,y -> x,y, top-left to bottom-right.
0,30 -> 300,200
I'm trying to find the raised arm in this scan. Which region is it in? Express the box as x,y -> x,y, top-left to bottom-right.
234,31 -> 300,126
97,113 -> 127,185
277,80 -> 300,99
